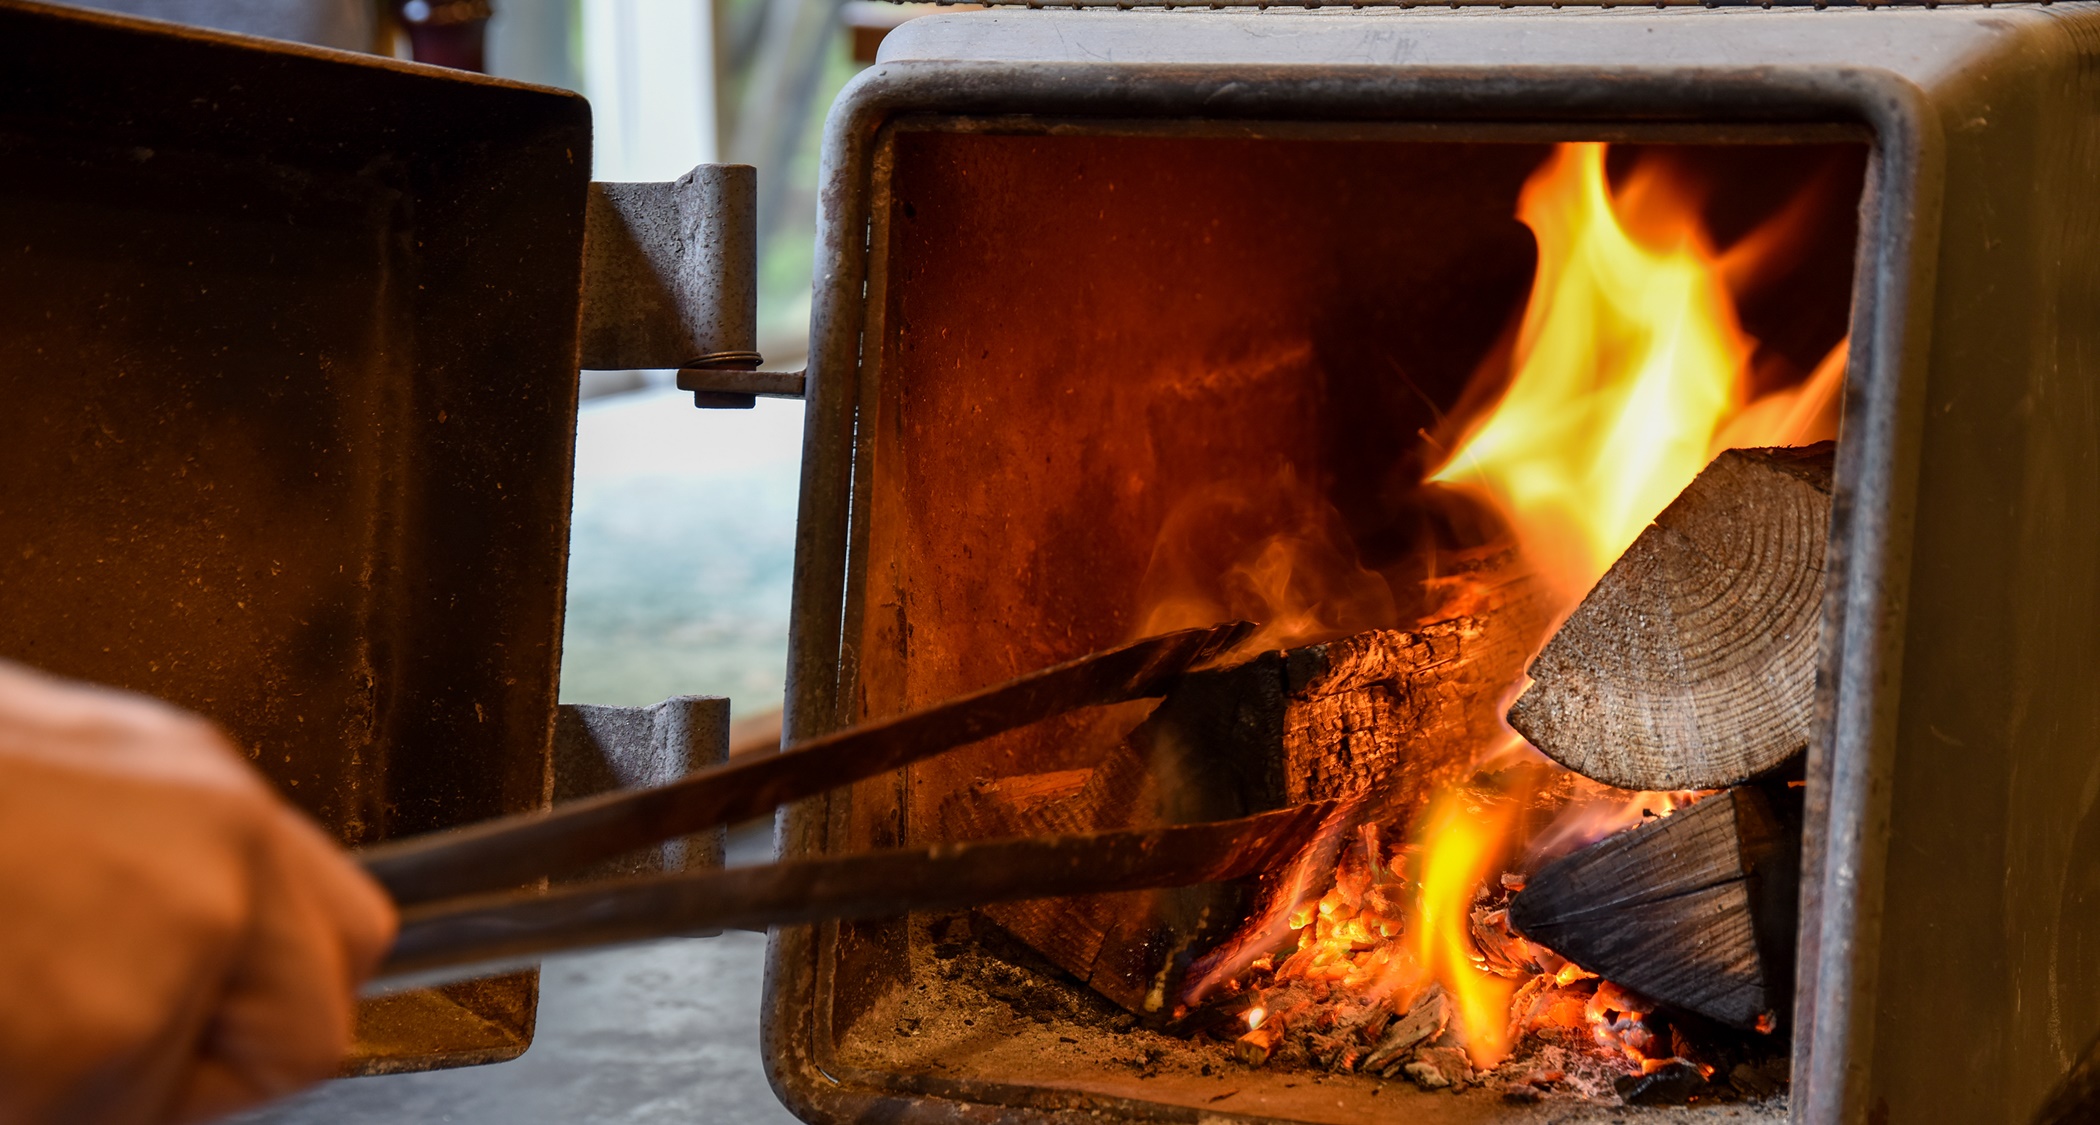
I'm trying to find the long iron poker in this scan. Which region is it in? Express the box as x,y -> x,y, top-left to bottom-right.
373,802 -> 1338,991
360,621 -> 1254,907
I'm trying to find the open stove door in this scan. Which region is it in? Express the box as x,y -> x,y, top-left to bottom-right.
0,0 -> 755,1074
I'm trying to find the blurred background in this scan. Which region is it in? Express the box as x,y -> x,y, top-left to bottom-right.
47,1 -> 956,1119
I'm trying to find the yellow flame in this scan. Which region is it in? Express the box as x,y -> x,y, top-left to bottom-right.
1411,793 -> 1518,1069
1429,141 -> 1836,602
1406,141 -> 1844,1065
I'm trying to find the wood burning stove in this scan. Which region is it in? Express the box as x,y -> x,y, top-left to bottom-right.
6,1 -> 2100,1122
767,10 -> 2100,1125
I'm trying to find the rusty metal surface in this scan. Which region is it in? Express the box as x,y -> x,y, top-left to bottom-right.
0,0 -> 590,1074
361,623 -> 1252,905
579,166 -> 760,371
768,7 -> 2100,1124
2035,1028 -> 2100,1125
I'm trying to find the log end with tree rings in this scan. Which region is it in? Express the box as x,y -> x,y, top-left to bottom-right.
1507,443 -> 1836,792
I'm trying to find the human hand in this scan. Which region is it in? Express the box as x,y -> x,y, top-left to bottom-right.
0,661 -> 396,1124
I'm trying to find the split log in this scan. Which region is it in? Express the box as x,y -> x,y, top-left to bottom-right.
1506,786 -> 1801,1030
1508,443 -> 1835,792
1236,1023 -> 1287,1066
940,554 -> 1546,1014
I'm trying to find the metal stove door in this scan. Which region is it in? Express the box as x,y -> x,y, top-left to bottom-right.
0,0 -> 591,1074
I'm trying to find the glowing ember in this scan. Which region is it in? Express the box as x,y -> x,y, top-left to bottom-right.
1180,799 -> 1363,1007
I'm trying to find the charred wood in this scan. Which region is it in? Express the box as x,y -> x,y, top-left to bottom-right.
1508,443 -> 1834,791
1506,786 -> 1801,1031
940,747 -> 1246,1015
1363,985 -> 1451,1073
939,558 -> 1544,1014
1152,547 -> 1545,825
1615,1060 -> 1711,1107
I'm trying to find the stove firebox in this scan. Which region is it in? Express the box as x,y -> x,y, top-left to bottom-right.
767,10 -> 2100,1125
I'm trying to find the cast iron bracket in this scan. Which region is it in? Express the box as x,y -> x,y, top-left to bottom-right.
579,165 -> 775,407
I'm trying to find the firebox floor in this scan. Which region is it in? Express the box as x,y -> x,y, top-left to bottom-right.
846,1015 -> 1792,1122
821,922 -> 1789,1124
841,1000 -> 1790,1124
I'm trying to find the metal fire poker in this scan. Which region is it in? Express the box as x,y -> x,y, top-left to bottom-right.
359,622 -> 1337,988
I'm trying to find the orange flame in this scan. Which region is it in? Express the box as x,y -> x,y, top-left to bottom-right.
1133,468 -> 1397,654
1410,793 -> 1518,1068
1429,142 -> 1841,603
1179,798 -> 1363,1008
1524,783 -> 1707,868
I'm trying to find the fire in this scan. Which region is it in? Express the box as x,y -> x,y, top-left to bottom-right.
1180,798 -> 1363,1007
1429,141 -> 1841,602
1409,793 -> 1518,1068
1199,141 -> 1843,1075
1403,143 -> 1840,1057
1523,782 -> 1707,868
1132,468 -> 1397,655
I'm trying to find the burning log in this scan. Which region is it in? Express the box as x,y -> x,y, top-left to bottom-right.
940,554 -> 1545,1015
1507,443 -> 1834,792
1151,546 -> 1546,823
1506,786 -> 1800,1030
940,753 -> 1240,1015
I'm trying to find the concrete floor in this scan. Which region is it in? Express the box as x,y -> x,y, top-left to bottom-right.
244,932 -> 802,1125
